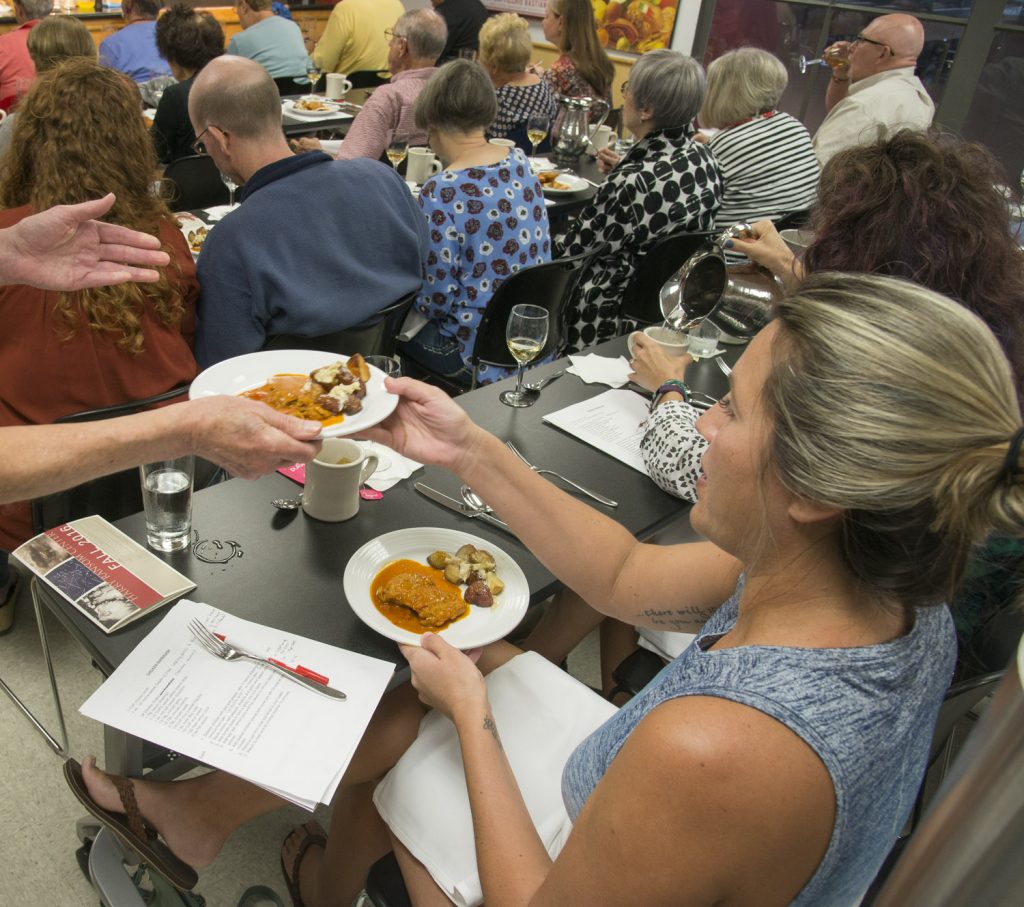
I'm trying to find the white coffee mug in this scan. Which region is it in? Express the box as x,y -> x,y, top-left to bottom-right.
627,325 -> 690,358
489,137 -> 515,148
325,73 -> 353,98
406,147 -> 442,184
302,438 -> 378,522
590,124 -> 614,151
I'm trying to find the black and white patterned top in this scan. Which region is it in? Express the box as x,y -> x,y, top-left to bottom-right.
491,81 -> 558,139
708,112 -> 819,228
554,125 -> 723,353
639,399 -> 707,503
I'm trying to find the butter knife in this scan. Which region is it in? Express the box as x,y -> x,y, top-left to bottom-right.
414,483 -> 512,533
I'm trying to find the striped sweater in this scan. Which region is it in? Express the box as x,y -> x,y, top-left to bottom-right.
707,111 -> 820,228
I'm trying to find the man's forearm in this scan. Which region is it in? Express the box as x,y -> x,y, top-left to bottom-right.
0,407 -> 193,505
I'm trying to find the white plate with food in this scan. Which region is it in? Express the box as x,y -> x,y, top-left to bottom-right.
176,212 -> 211,257
282,98 -> 351,119
189,349 -> 399,439
344,527 -> 529,649
537,171 -> 590,195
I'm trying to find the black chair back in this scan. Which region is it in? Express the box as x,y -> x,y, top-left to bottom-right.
31,384 -> 202,534
273,74 -> 308,96
620,230 -> 715,326
263,291 -> 417,358
774,210 -> 811,231
469,246 -> 602,385
163,154 -> 230,210
347,70 -> 389,89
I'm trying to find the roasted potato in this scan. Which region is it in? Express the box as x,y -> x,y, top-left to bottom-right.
427,550 -> 451,569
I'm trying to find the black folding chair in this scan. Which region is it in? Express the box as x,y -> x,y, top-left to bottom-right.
619,230 -> 715,327
163,154 -> 230,210
347,69 -> 389,89
263,291 -> 417,358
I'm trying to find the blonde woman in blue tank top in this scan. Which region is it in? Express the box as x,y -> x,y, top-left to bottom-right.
72,274 -> 1024,907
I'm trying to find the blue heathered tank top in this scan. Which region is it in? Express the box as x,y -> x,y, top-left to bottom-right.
561,576 -> 957,905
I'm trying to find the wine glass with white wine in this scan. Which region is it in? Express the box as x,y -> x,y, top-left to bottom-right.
500,304 -> 549,408
526,115 -> 549,159
386,135 -> 408,173
306,65 -> 321,98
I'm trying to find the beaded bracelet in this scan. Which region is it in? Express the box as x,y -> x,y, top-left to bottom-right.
651,379 -> 691,411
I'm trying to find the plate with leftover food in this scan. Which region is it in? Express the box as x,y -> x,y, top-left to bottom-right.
176,212 -> 210,256
343,527 -> 529,648
282,98 -> 351,119
537,171 -> 589,195
189,349 -> 399,439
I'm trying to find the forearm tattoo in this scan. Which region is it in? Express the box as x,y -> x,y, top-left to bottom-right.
483,714 -> 502,749
637,605 -> 716,628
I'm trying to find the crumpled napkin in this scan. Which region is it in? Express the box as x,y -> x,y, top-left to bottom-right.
356,440 -> 421,492
566,353 -> 632,387
528,156 -> 556,172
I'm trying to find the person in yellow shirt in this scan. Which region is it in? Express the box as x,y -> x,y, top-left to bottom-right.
312,0 -> 405,76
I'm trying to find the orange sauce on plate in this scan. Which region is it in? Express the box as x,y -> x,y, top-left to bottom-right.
240,373 -> 346,427
371,559 -> 469,634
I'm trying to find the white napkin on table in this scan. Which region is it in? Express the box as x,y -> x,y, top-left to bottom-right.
202,205 -> 234,222
566,353 -> 632,387
355,440 -> 421,492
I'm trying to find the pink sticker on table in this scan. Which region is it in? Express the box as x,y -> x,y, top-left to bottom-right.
360,488 -> 384,501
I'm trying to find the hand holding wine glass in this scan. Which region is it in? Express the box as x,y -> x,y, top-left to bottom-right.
500,304 -> 549,408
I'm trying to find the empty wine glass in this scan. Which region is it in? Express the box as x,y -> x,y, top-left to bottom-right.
500,304 -> 549,408
220,172 -> 238,208
386,135 -> 408,172
526,115 -> 549,158
686,318 -> 722,361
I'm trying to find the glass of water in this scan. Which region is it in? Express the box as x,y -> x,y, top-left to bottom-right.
139,455 -> 195,552
687,319 -> 722,361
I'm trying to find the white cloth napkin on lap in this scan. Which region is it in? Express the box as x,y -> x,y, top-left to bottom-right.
566,353 -> 632,387
355,440 -> 421,492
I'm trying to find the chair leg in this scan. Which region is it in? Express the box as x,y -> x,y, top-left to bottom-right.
0,577 -> 70,756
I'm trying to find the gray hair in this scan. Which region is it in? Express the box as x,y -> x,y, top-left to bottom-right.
414,59 -> 497,134
766,272 -> 1024,612
700,48 -> 787,129
629,50 -> 705,131
399,8 -> 448,64
190,56 -> 281,141
19,0 -> 54,19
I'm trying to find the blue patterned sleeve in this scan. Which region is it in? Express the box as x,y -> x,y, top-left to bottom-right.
416,179 -> 463,324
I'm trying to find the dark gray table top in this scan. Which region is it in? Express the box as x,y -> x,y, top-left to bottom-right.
38,337 -> 687,677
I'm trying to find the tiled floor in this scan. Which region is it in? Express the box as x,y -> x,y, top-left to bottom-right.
0,580 -> 600,906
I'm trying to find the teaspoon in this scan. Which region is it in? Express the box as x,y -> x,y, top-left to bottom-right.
272,496 -> 303,510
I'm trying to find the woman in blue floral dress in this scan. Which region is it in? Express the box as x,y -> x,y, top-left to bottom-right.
400,60 -> 551,386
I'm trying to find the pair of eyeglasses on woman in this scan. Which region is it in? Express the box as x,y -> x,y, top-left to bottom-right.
853,33 -> 894,55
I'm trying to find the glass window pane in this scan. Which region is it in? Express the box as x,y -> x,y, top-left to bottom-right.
961,29 -> 1024,188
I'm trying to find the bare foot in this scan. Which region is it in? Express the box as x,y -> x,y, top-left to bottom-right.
282,821 -> 328,907
81,755 -> 228,868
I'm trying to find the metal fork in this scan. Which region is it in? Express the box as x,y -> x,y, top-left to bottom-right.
187,620 -> 346,700
505,441 -> 618,508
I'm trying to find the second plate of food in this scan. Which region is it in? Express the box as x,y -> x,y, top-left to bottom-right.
344,527 -> 529,649
538,172 -> 590,195
189,348 -> 399,439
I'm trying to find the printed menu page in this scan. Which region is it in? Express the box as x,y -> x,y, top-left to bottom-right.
542,389 -> 650,473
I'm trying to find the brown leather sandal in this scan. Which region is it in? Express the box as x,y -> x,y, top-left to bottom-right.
280,820 -> 327,907
63,758 -> 199,891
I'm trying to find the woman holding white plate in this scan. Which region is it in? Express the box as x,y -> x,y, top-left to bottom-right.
68,272 -> 1024,907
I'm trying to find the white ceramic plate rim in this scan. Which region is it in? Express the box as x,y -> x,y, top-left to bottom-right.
189,349 -> 399,439
282,98 -> 350,119
343,527 -> 529,649
541,173 -> 589,195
